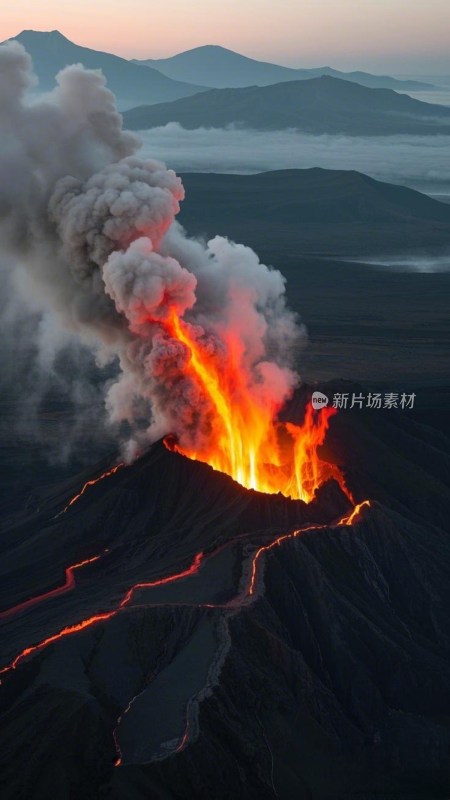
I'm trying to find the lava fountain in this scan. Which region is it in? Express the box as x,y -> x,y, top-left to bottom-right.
162,310 -> 346,502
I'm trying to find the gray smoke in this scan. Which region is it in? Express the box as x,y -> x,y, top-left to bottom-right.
0,40 -> 304,461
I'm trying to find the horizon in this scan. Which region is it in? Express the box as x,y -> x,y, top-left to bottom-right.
3,0 -> 450,76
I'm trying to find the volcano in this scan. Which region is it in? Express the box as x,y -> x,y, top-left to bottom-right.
1,41 -> 450,800
1,392 -> 449,799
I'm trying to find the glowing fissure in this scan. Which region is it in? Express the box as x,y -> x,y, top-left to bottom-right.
248,524 -> 327,596
112,501 -> 372,764
63,464 -> 124,512
175,718 -> 191,753
0,552 -> 204,679
0,499 -> 373,687
1,499 -> 372,767
0,554 -> 103,621
163,311 -> 346,503
338,500 -> 372,526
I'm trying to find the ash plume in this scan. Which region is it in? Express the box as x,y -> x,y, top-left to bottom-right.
0,40 -> 304,461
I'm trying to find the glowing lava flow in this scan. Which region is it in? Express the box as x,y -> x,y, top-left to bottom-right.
0,500 -> 373,684
0,554 -> 103,621
175,718 -> 191,753
0,552 -> 204,679
338,500 -> 371,526
248,501 -> 372,596
63,463 -> 124,512
0,495 -> 372,767
248,525 -> 324,596
163,311 -> 347,503
113,500 -> 372,764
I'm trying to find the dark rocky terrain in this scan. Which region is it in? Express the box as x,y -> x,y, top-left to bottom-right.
123,76 -> 450,134
1,392 -> 449,799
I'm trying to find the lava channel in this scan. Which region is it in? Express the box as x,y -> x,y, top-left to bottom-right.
0,554 -> 103,621
0,552 -> 204,680
62,463 -> 124,513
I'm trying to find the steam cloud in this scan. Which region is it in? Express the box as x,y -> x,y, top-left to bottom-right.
0,40 -> 303,460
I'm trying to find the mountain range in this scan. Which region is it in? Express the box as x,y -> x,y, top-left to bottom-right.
3,30 -> 442,119
6,30 -> 206,109
123,76 -> 450,135
135,43 -> 434,92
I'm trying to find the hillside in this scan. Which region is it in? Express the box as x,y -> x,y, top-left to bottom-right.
176,168 -> 450,256
7,30 -> 207,109
1,397 -> 449,798
123,75 -> 450,134
180,168 -> 450,224
136,44 -> 434,92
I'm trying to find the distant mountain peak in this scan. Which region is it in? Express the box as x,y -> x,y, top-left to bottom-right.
16,29 -> 69,39
137,46 -> 435,93
2,30 -> 208,110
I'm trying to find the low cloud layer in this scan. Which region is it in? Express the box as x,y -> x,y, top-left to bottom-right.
139,124 -> 450,197
349,254 -> 450,273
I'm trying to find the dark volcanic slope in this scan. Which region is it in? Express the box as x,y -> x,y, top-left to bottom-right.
1,396 -> 450,799
8,30 -> 206,109
177,168 -> 450,255
123,76 -> 450,133
135,44 -> 433,92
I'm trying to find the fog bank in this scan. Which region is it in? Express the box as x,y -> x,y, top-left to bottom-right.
139,125 -> 450,197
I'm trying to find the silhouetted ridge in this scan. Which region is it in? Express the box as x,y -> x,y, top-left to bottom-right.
123,75 -> 450,133
5,29 -> 207,110
135,43 -> 435,92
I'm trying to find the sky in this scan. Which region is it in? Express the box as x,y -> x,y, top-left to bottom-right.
3,0 -> 450,75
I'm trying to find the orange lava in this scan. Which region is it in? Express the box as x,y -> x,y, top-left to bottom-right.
337,500 -> 372,526
175,718 -> 191,753
248,500 -> 372,595
118,552 -> 203,608
64,464 -> 124,512
248,524 -> 324,595
0,554 -> 102,621
164,311 -> 346,502
0,552 -> 204,679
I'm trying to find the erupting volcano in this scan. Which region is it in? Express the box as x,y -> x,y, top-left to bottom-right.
0,40 -> 341,494
163,311 -> 344,501
1,34 -> 449,800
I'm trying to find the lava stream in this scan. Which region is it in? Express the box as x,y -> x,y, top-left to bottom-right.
0,552 -> 204,679
0,554 -> 103,621
248,501 -> 372,596
338,500 -> 371,526
175,718 -> 191,753
113,500 -> 372,764
248,524 -> 326,596
63,463 -> 124,512
0,502 -> 372,692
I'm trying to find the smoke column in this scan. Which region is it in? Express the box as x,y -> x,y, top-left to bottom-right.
0,40 -> 304,466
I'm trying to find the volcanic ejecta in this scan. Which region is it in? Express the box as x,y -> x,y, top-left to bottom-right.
0,39 -> 343,501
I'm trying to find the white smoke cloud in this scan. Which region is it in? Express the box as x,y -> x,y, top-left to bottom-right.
103,238 -> 197,329
0,40 -> 304,462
